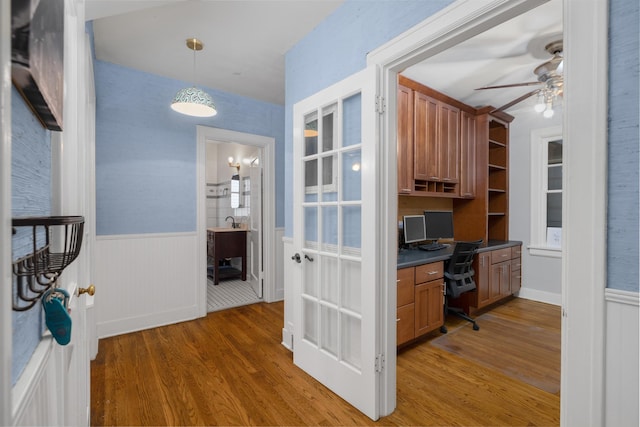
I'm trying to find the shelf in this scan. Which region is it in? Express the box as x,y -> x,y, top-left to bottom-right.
488,188 -> 506,193
11,216 -> 84,311
489,139 -> 506,148
488,164 -> 506,171
488,212 -> 506,216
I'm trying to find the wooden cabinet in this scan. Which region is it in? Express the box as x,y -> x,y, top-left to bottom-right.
397,75 -> 472,198
397,262 -> 444,346
459,110 -> 476,198
465,244 -> 522,311
487,116 -> 509,241
397,84 -> 414,195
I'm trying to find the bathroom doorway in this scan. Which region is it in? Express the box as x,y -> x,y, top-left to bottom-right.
196,126 -> 277,317
205,140 -> 263,311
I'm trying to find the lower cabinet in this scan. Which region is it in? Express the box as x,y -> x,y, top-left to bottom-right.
397,262 -> 444,346
470,244 -> 522,310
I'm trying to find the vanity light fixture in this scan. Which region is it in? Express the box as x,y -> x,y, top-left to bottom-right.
171,38 -> 217,118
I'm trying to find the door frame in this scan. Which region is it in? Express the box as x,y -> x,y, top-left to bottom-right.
196,126 -> 276,316
368,0 -> 607,421
0,0 -> 12,423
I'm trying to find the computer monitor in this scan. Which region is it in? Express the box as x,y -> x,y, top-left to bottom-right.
424,210 -> 454,240
403,215 -> 426,244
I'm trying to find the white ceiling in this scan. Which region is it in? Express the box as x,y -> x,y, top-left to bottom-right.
88,0 -> 345,105
87,0 -> 562,110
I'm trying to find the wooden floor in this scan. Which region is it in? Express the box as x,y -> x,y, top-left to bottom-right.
91,298 -> 560,426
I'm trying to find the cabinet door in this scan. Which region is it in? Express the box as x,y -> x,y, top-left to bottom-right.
511,264 -> 521,294
474,252 -> 491,308
414,92 -> 438,180
490,262 -> 503,302
414,279 -> 444,336
439,102 -> 460,183
397,85 -> 413,194
397,303 -> 415,345
397,267 -> 415,307
459,110 -> 476,198
498,261 -> 511,297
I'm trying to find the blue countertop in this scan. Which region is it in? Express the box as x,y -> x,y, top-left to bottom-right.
397,240 -> 522,269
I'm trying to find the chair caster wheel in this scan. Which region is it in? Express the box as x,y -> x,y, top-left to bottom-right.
472,324 -> 479,331
440,325 -> 448,334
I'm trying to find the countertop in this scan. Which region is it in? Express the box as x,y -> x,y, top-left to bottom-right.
397,240 -> 522,269
207,227 -> 248,232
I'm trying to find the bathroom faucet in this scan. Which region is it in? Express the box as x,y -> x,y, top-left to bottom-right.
225,216 -> 237,228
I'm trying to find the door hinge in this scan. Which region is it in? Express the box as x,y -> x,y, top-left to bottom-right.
375,95 -> 386,114
375,353 -> 385,373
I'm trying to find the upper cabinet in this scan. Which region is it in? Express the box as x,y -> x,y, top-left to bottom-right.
397,76 -> 475,198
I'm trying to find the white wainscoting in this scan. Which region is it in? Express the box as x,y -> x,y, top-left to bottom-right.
12,339 -> 59,426
604,288 -> 639,427
281,236 -> 294,351
274,228 -> 285,302
95,232 -> 200,338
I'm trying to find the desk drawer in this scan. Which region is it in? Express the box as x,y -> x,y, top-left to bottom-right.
397,267 -> 415,307
415,262 -> 444,284
397,303 -> 415,345
511,245 -> 522,259
491,248 -> 511,264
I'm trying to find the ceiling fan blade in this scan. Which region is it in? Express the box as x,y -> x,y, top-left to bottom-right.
475,81 -> 541,90
491,89 -> 541,113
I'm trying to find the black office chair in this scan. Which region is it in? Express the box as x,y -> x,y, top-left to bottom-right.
442,240 -> 483,332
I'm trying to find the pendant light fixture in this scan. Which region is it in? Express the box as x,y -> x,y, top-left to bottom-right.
171,38 -> 217,117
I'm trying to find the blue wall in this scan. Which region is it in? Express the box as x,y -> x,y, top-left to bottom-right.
11,87 -> 51,384
284,0 -> 454,237
95,61 -> 285,235
608,0 -> 639,293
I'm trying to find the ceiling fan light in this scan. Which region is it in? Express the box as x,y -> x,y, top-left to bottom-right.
543,106 -> 555,118
171,87 -> 217,117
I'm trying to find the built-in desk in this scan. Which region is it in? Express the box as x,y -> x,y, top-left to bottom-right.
207,228 -> 248,285
396,240 -> 522,346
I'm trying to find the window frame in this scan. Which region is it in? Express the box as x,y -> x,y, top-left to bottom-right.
529,125 -> 563,258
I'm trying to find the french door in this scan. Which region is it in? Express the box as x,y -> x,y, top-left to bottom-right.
248,156 -> 263,298
292,66 -> 380,419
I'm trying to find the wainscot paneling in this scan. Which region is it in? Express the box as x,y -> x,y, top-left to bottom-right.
12,339 -> 59,426
274,228 -> 285,301
95,232 -> 200,338
604,289 -> 639,427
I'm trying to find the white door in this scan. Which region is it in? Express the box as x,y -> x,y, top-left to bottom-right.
292,66 -> 380,420
248,155 -> 263,298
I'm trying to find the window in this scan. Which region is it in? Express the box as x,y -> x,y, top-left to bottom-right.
530,126 -> 562,257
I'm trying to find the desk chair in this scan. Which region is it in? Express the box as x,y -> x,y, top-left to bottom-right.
442,240 -> 483,332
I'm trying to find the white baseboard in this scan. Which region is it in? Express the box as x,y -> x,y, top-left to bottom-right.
516,287 -> 561,306
604,289 -> 639,427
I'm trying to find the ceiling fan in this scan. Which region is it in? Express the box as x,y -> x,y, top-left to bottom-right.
476,40 -> 564,116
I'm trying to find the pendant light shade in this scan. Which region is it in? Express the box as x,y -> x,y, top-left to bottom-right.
171,38 -> 217,118
171,87 -> 217,117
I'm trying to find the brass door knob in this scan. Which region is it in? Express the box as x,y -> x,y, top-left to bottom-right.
78,284 -> 95,296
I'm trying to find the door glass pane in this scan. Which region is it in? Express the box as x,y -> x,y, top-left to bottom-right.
342,206 -> 361,252
343,93 -> 361,147
547,193 -> 562,227
342,149 -> 361,201
321,155 -> 337,202
320,305 -> 338,357
322,105 -> 336,152
305,158 -> 318,190
304,206 -> 317,249
303,298 -> 317,345
304,251 -> 317,297
322,206 -> 338,251
321,255 -> 339,304
548,165 -> 562,190
341,259 -> 361,313
340,314 -> 361,370
305,113 -> 318,156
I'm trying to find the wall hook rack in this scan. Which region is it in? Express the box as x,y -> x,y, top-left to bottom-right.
11,216 -> 84,311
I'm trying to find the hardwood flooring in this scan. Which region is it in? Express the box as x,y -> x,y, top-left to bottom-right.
91,298 -> 560,426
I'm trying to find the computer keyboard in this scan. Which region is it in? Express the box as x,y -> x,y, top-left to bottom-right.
418,243 -> 448,251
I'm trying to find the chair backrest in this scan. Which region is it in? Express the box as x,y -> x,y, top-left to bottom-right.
444,240 -> 483,298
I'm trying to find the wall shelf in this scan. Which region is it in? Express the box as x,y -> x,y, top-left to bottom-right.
12,216 -> 84,311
